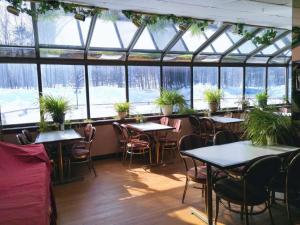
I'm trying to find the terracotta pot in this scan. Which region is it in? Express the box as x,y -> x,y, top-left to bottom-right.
118,111 -> 127,120
208,102 -> 218,113
161,105 -> 173,116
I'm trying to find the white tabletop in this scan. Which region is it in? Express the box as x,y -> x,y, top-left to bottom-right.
209,116 -> 244,124
35,129 -> 83,144
127,122 -> 174,132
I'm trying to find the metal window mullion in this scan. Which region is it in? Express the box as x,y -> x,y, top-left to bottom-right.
84,64 -> 90,119
113,22 -> 124,49
191,65 -> 193,108
243,66 -> 246,100
265,66 -> 269,95
285,66 -> 289,100
125,64 -> 129,102
84,15 -> 98,60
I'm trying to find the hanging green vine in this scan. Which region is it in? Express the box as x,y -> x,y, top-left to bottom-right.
292,26 -> 300,48
5,0 -> 105,17
233,23 -> 278,45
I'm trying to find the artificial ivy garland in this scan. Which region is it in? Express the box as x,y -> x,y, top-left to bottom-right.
5,0 -> 281,45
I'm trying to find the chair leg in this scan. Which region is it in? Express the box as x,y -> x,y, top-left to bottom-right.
240,205 -> 244,221
286,193 -> 293,225
215,196 -> 220,225
182,177 -> 189,204
245,205 -> 249,225
149,148 -> 152,164
161,145 -> 164,163
129,150 -> 133,168
90,160 -> 97,177
266,201 -> 275,225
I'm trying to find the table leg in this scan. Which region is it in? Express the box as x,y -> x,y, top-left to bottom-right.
206,164 -> 213,225
58,142 -> 64,183
156,141 -> 160,164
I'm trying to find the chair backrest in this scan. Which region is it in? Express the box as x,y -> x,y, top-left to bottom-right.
22,129 -> 33,143
199,118 -> 215,135
189,115 -> 201,134
120,124 -> 130,142
83,124 -> 94,142
160,117 -> 169,126
171,119 -> 182,133
244,156 -> 281,189
16,133 -> 30,145
179,134 -> 205,152
224,112 -> 233,118
213,130 -> 239,145
287,152 -> 300,191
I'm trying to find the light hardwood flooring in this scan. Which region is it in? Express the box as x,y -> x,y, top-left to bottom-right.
54,158 -> 300,225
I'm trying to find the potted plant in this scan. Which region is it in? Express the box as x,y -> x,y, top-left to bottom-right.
40,95 -> 71,130
114,102 -> 130,120
154,90 -> 186,116
235,98 -> 250,111
204,89 -> 222,113
255,92 -> 268,109
243,108 -> 295,146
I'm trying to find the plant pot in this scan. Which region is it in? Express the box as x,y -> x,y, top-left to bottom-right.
52,113 -> 65,124
161,105 -> 173,116
208,102 -> 218,113
118,111 -> 127,120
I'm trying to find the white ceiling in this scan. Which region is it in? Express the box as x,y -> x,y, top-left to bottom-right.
68,0 -> 293,29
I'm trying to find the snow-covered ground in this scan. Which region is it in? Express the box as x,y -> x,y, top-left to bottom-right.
0,84 -> 287,125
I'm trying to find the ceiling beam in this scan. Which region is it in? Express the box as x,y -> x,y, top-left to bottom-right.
160,25 -> 190,61
219,28 -> 263,62
126,24 -> 146,60
244,30 -> 291,63
84,14 -> 98,58
192,24 -> 231,62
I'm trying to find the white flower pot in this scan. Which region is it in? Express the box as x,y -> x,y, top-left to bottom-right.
266,136 -> 277,146
208,102 -> 218,113
118,111 -> 127,120
161,105 -> 173,116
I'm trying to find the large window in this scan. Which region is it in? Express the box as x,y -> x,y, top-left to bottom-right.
41,65 -> 86,120
128,66 -> 160,114
245,67 -> 266,105
193,67 -> 218,110
88,65 -> 125,118
220,67 -> 243,108
268,67 -> 286,104
163,66 -> 191,108
0,64 -> 39,125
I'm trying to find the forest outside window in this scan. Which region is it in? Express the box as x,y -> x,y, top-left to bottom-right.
245,67 -> 266,106
268,67 -> 286,104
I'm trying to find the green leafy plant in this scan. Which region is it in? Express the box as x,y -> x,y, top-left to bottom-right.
179,107 -> 196,115
40,95 -> 71,124
114,102 -> 130,113
243,108 -> 296,146
154,90 -> 186,108
204,89 -> 223,103
255,92 -> 268,108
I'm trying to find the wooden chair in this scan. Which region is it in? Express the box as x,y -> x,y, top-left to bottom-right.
160,117 -> 169,126
189,115 -> 201,135
213,156 -> 281,225
22,129 -> 34,143
112,122 -> 127,159
179,134 -> 208,206
160,119 -> 182,162
213,130 -> 239,145
16,133 -> 31,145
68,124 -> 97,177
199,118 -> 216,145
121,125 -> 152,168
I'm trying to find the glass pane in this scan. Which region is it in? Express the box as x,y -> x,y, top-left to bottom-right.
38,11 -> 90,46
88,65 -> 125,118
268,67 -> 286,104
148,23 -> 177,50
247,56 -> 269,64
0,47 -> 35,57
269,56 -> 290,64
245,67 -> 266,105
128,52 -> 160,61
172,24 -> 217,52
40,48 -> 84,59
237,39 -> 258,54
91,18 -> 121,48
163,66 -> 191,108
115,17 -> 138,48
194,54 -> 221,62
0,1 -> 34,46
0,63 -> 39,125
193,67 -> 218,110
133,27 -> 156,50
262,34 -> 291,55
128,66 -> 160,114
163,54 -> 192,62
88,51 -> 126,60
222,55 -> 246,63
41,65 -> 86,120
220,67 -> 243,108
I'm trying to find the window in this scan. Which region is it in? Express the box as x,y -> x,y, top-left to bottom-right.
163,66 -> 191,108
193,67 -> 218,110
268,67 -> 286,104
41,65 -> 86,120
220,67 -> 243,108
128,66 -> 160,114
0,63 -> 39,125
88,65 -> 125,118
245,67 -> 266,105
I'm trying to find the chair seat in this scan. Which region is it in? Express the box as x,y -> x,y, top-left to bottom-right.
72,148 -> 89,159
187,166 -> 207,182
214,177 -> 268,205
128,140 -> 149,149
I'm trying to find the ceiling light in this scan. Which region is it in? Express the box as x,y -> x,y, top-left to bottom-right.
7,6 -> 20,16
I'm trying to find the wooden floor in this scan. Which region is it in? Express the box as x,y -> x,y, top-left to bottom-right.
54,158 -> 300,225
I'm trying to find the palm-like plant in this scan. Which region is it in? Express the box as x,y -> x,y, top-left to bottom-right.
40,95 -> 71,124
